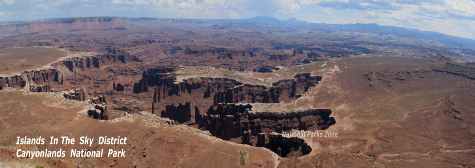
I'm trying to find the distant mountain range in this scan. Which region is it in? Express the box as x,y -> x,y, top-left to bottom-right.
236,16 -> 475,50
1,16 -> 474,51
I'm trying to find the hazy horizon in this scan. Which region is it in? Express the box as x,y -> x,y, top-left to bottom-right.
1,0 -> 475,40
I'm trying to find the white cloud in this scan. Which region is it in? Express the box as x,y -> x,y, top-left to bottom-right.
0,0 -> 15,5
445,0 -> 475,17
108,0 -> 247,18
289,0 -> 475,38
0,0 -> 474,39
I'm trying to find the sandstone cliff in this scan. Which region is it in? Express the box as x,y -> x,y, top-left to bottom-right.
0,47 -> 137,92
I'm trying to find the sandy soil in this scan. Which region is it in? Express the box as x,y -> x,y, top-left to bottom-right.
0,47 -> 67,75
0,91 -> 277,168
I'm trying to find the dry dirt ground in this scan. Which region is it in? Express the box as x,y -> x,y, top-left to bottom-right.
0,47 -> 67,75
1,56 -> 474,168
0,91 -> 277,168
275,57 -> 475,168
172,56 -> 475,167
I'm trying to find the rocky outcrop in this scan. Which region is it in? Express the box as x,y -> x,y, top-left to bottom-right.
25,69 -> 63,86
88,104 -> 108,120
202,104 -> 329,157
134,68 -> 321,102
212,73 -> 320,103
137,67 -> 322,118
133,67 -> 176,94
210,74 -> 321,103
29,84 -> 50,92
87,95 -> 108,120
60,48 -> 138,73
211,73 -> 321,103
203,104 -> 335,140
0,75 -> 26,89
0,69 -> 63,91
161,103 -> 192,123
63,88 -> 87,101
257,133 -> 312,157
133,67 -> 330,157
90,95 -> 107,104
433,63 -> 475,80
204,104 -> 252,140
113,82 -> 126,92
0,48 -> 137,92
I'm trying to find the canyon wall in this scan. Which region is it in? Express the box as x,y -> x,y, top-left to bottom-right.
203,103 -> 334,157
61,48 -> 137,73
257,134 -> 312,157
0,69 -> 62,91
131,67 -> 332,157
203,104 -> 335,141
0,47 -> 137,92
133,67 -> 323,122
213,73 -> 321,103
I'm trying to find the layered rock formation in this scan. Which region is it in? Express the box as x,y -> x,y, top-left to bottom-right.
134,68 -> 321,102
213,73 -> 321,103
113,82 -> 126,91
88,104 -> 108,120
130,66 -> 332,157
203,104 -> 335,140
0,75 -> 26,89
87,95 -> 108,120
133,67 -> 176,94
0,47 -> 137,93
161,103 -> 192,123
202,104 -> 333,157
0,69 -> 63,91
61,47 -> 138,73
433,63 -> 475,80
135,67 -> 323,122
29,84 -> 50,92
63,88 -> 87,101
257,133 -> 312,157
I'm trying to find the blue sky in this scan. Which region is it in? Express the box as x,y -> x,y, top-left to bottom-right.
1,0 -> 475,39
